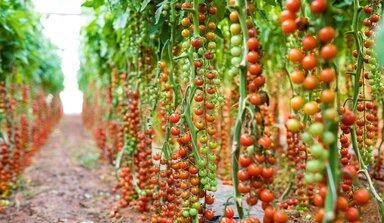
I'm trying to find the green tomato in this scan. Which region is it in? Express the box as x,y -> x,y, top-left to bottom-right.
198,158 -> 207,167
303,132 -> 313,144
306,160 -> 325,173
199,169 -> 207,177
231,57 -> 241,66
322,131 -> 335,144
314,172 -> 323,182
208,163 -> 217,171
231,47 -> 242,57
231,35 -> 242,46
210,186 -> 217,192
200,145 -> 208,154
182,210 -> 190,217
208,172 -> 216,179
309,122 -> 324,137
310,144 -> 324,160
208,153 -> 216,161
189,208 -> 198,216
304,173 -> 315,183
200,177 -> 208,185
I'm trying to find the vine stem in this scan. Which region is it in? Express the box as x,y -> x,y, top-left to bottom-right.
348,0 -> 384,220
230,0 -> 249,219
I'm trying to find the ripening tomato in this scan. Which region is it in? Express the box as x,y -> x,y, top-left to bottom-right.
240,134 -> 254,147
286,0 -> 301,12
341,110 -> 356,126
319,27 -> 335,42
319,68 -> 336,83
248,37 -> 259,50
282,19 -> 296,34
302,35 -> 318,51
303,75 -> 318,90
291,96 -> 305,111
336,196 -> 349,211
280,10 -> 296,23
320,89 -> 335,104
302,55 -> 318,70
290,70 -> 305,84
311,0 -> 327,14
248,93 -> 261,105
273,211 -> 289,223
353,188 -> 370,206
225,207 -> 235,218
239,154 -> 252,167
320,44 -> 337,60
345,207 -> 359,222
288,48 -> 303,63
259,189 -> 274,202
169,113 -> 180,123
247,163 -> 261,176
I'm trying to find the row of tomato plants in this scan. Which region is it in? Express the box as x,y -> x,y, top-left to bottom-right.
78,0 -> 384,222
0,0 -> 64,209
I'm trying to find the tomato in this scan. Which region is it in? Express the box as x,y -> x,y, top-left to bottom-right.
290,70 -> 305,84
291,96 -> 305,111
353,188 -> 370,206
286,118 -> 300,133
341,110 -> 356,126
303,75 -> 318,90
288,48 -> 303,63
169,113 -> 180,123
302,35 -> 318,51
314,209 -> 324,223
248,93 -> 261,105
320,44 -> 337,60
204,209 -> 214,220
225,207 -> 235,218
311,0 -> 327,14
282,19 -> 296,34
286,0 -> 301,13
247,37 -> 259,50
313,194 -> 324,207
258,135 -> 271,149
273,211 -> 289,223
280,10 -> 297,22
261,167 -> 274,178
247,51 -> 259,63
181,18 -> 190,27
319,68 -> 336,83
319,26 -> 335,42
191,37 -> 202,48
205,195 -> 215,204
170,127 -> 180,136
229,11 -> 239,22
247,163 -> 261,176
249,64 -> 262,75
301,55 -> 318,70
259,189 -> 274,202
345,207 -> 359,222
240,134 -> 254,147
239,154 -> 252,167
238,182 -> 251,193
336,196 -> 349,211
320,89 -> 335,104
237,170 -> 250,181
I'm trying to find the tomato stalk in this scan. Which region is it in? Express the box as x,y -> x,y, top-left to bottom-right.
230,0 -> 249,219
348,0 -> 384,219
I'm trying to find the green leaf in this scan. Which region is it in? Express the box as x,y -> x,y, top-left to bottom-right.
140,0 -> 151,11
154,5 -> 164,24
82,0 -> 104,9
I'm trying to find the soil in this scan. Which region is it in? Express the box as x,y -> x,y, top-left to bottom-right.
0,115 -> 141,223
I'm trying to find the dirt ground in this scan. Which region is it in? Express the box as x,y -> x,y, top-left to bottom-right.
0,115 -> 139,223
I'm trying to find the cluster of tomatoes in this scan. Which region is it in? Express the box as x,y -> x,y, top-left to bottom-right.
78,0 -> 384,221
0,81 -> 63,209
